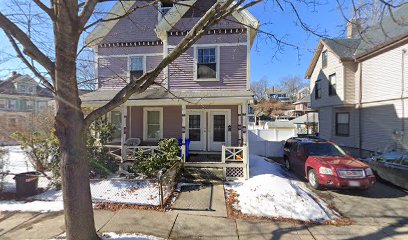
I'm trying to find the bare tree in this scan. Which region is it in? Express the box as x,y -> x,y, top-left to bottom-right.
250,76 -> 269,100
278,75 -> 307,100
0,0 -> 263,239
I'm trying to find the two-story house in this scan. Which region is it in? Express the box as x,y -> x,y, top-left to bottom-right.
81,0 -> 259,177
305,4 -> 408,156
0,72 -> 53,144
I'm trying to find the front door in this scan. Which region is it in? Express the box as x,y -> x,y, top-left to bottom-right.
208,111 -> 229,151
187,111 -> 206,151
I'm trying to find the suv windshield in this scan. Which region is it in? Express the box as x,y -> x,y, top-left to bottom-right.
304,142 -> 346,157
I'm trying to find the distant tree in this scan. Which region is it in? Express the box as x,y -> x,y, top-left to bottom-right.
250,77 -> 269,100
278,75 -> 307,101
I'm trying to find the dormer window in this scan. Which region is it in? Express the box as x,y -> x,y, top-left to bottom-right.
159,1 -> 173,19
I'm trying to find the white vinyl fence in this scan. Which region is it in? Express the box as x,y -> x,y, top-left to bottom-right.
249,129 -> 295,157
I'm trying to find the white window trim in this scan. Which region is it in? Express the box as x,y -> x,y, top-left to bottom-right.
143,107 -> 163,141
127,55 -> 147,83
193,45 -> 220,82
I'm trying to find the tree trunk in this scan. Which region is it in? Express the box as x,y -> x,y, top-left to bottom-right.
53,1 -> 98,239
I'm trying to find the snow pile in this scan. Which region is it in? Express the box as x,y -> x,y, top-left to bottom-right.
225,155 -> 336,222
101,232 -> 162,240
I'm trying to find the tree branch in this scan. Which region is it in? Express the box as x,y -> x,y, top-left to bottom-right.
4,31 -> 55,93
0,11 -> 55,81
79,0 -> 100,31
33,0 -> 55,21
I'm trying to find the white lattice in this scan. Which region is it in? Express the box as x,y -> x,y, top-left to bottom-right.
226,167 -> 244,178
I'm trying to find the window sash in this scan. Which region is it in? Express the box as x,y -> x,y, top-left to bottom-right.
315,80 -> 321,99
329,74 -> 336,95
144,109 -> 162,140
322,50 -> 328,68
197,47 -> 217,79
130,56 -> 144,81
336,113 -> 350,136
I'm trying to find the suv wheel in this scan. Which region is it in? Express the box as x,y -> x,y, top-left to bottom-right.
284,158 -> 291,171
308,169 -> 321,190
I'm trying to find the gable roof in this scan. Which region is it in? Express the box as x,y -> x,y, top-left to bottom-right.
305,3 -> 408,79
86,0 -> 259,47
0,73 -> 53,98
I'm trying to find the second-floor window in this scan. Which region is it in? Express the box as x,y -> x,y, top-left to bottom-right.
329,73 -> 336,96
315,80 -> 321,99
196,47 -> 218,80
322,50 -> 328,68
130,56 -> 144,81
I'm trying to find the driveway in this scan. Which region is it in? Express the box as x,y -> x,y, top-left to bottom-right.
269,156 -> 408,239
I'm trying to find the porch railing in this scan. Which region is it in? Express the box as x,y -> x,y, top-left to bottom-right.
222,145 -> 249,180
123,145 -> 159,161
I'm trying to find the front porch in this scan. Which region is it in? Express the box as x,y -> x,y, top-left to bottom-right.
82,89 -> 253,179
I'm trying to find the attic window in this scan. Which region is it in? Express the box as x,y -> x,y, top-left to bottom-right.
322,50 -> 328,68
159,1 -> 173,18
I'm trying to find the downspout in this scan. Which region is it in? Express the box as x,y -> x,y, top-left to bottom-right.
358,62 -> 363,157
402,49 -> 407,149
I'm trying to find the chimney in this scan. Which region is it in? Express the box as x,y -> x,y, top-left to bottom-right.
347,19 -> 361,39
11,71 -> 17,76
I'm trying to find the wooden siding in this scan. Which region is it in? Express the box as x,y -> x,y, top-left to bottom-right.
310,45 -> 345,108
168,46 -> 247,90
343,61 -> 358,104
361,43 -> 408,103
98,45 -> 163,56
98,55 -> 164,89
101,1 -> 159,44
168,33 -> 247,46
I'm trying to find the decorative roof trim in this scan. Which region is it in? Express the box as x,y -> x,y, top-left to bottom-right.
99,40 -> 163,48
168,28 -> 246,36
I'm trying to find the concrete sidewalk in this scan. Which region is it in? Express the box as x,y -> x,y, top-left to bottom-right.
1,209 -> 407,239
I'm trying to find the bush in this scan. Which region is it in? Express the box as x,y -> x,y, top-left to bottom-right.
87,118 -> 118,178
131,138 -> 180,178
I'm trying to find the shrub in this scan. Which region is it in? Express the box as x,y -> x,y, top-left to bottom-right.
132,138 -> 180,178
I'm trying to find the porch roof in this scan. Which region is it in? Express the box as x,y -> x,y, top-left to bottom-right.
81,88 -> 253,105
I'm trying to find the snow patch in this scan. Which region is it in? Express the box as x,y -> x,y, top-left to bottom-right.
101,232 -> 162,240
0,200 -> 63,212
225,155 -> 337,222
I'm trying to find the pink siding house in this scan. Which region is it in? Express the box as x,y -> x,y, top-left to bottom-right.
82,0 -> 259,178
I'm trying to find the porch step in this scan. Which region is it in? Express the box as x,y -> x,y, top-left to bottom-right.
182,167 -> 224,183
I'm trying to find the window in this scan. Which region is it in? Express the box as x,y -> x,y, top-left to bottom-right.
27,100 -> 34,111
8,99 -> 16,110
336,113 -> 350,136
129,56 -> 144,81
196,47 -> 218,80
322,50 -> 328,68
17,83 -> 27,93
143,107 -> 163,141
329,74 -> 336,96
0,99 -> 5,109
110,110 -> 122,141
315,79 -> 321,99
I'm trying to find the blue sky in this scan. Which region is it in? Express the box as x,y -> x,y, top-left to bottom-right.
249,1 -> 351,86
0,1 -> 352,86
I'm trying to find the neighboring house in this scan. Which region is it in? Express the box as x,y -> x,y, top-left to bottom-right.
81,0 -> 259,178
269,92 -> 291,102
289,92 -> 313,117
292,112 -> 319,135
0,72 -> 53,144
305,4 -> 408,156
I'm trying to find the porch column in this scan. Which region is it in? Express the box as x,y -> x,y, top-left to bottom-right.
182,104 -> 186,162
121,105 -> 127,162
238,104 -> 242,146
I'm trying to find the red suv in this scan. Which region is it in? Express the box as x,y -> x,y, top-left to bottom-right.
283,137 -> 376,190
